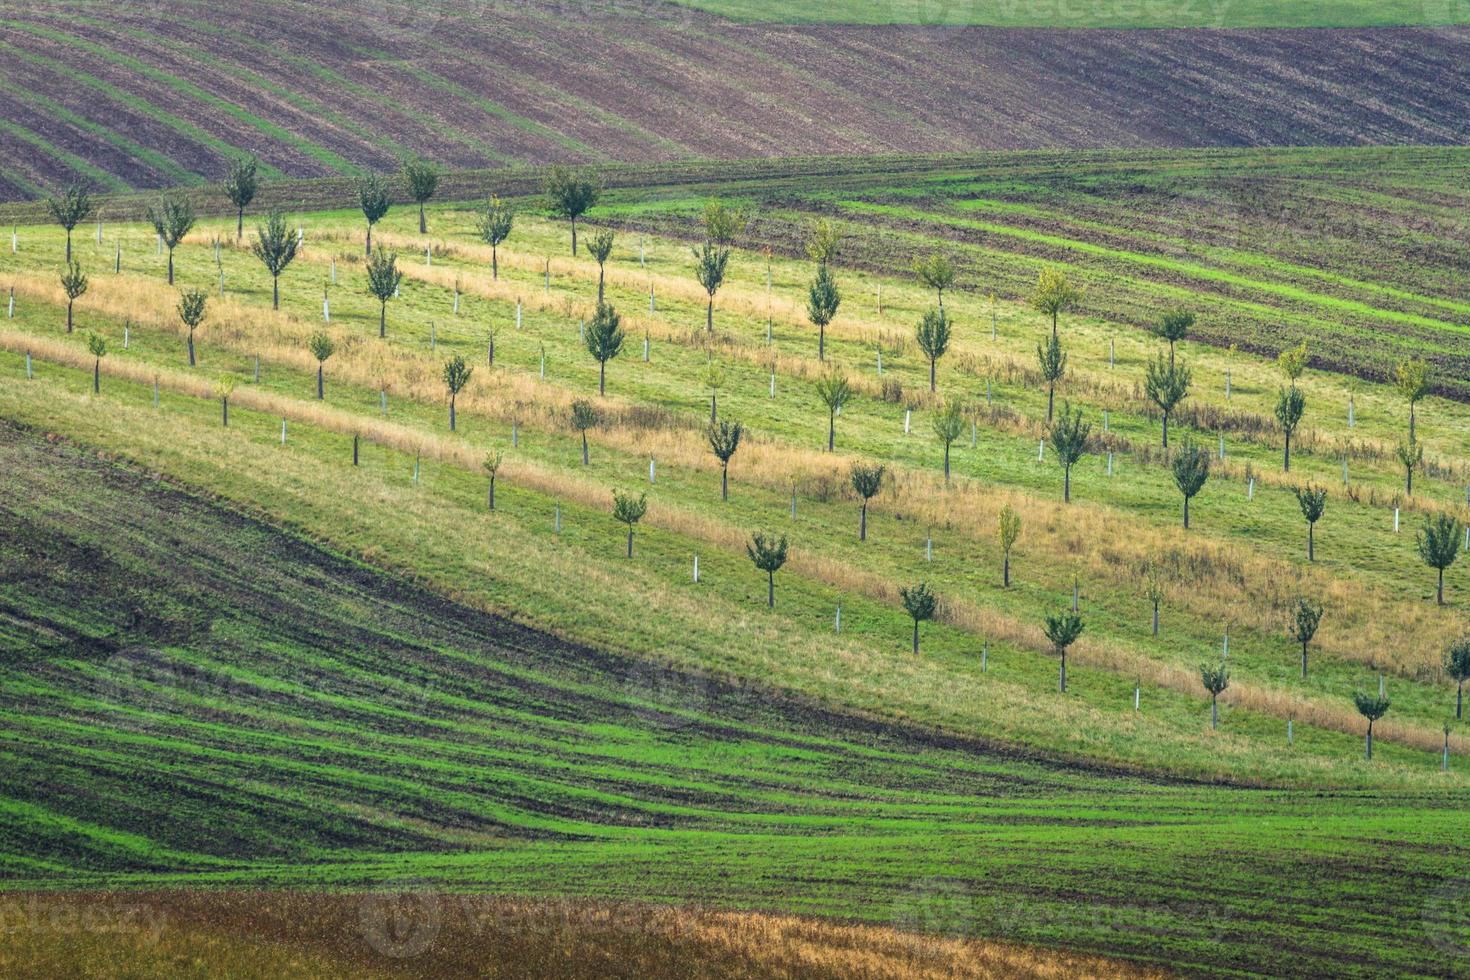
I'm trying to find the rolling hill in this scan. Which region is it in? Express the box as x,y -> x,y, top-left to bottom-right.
1,1 -> 1469,199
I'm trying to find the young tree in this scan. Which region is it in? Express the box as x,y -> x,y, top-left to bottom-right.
1036,332 -> 1066,422
900,582 -> 938,655
584,300 -> 624,396
1144,354 -> 1191,448
1396,438 -> 1423,496
146,192 -> 195,285
703,199 -> 747,247
1352,692 -> 1390,760
252,212 -> 298,310
1444,638 -> 1470,720
483,450 -> 503,511
692,241 -> 731,334
1200,662 -> 1230,730
932,398 -> 965,482
401,158 -> 439,234
45,181 -> 93,263
851,463 -> 885,541
475,196 -> 514,280
1275,386 -> 1306,472
807,264 -> 841,361
915,308 -> 951,391
1418,513 -> 1463,605
60,261 -> 87,333
1171,437 -> 1210,529
998,504 -> 1021,588
1290,598 -> 1323,679
587,230 -> 615,303
912,253 -> 956,310
1030,266 -> 1080,339
544,166 -> 600,255
1393,357 -> 1431,444
223,155 -> 258,241
215,374 -> 236,427
1294,484 -> 1327,561
805,217 -> 841,268
1044,610 -> 1084,693
707,418 -> 743,501
86,332 -> 105,394
355,173 -> 391,255
612,489 -> 647,558
443,354 -> 472,431
178,289 -> 207,366
747,532 -> 788,608
571,399 -> 598,465
365,248 -> 403,338
308,331 -> 335,400
700,362 -> 725,423
1153,308 -> 1194,368
1048,401 -> 1090,503
1143,566 -> 1165,637
815,370 -> 853,451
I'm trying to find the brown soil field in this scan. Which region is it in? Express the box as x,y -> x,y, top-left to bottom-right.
0,1 -> 1467,199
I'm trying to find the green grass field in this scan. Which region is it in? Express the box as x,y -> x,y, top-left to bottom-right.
2,148 -> 1470,974
671,0 -> 1470,28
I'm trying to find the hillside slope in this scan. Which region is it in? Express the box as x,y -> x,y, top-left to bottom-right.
1,1 -> 1469,199
0,425 -> 1465,977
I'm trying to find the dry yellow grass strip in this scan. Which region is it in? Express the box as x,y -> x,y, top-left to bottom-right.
0,891 -> 1169,980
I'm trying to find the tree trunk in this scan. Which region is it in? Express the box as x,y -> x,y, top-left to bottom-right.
221,397 -> 228,427
598,270 -> 605,304
449,394 -> 457,431
365,223 -> 372,256
1183,496 -> 1190,529
721,465 -> 728,501
65,233 -> 72,263
187,331 -> 195,367
819,325 -> 825,362
1162,412 -> 1169,449
93,359 -> 99,394
1366,722 -> 1374,760
1302,643 -> 1308,680
929,357 -> 936,392
167,249 -> 174,285
912,620 -> 919,655
488,478 -> 495,511
67,301 -> 73,333
1438,567 -> 1445,605
492,247 -> 498,280
1051,311 -> 1057,339
1284,434 -> 1291,472
1308,523 -> 1314,561
1407,466 -> 1413,496
626,529 -> 633,558
828,412 -> 835,451
582,433 -> 588,465
418,202 -> 426,235
1457,681 -> 1463,720
1003,553 -> 1010,588
1152,603 -> 1159,636
237,208 -> 244,240
571,217 -> 578,256
1059,652 -> 1066,693
711,392 -> 717,424
767,571 -> 774,608
353,434 -> 359,466
944,443 -> 950,481
1047,383 -> 1055,422
317,365 -> 324,400
860,502 -> 867,541
380,304 -> 386,339
1211,697 -> 1218,730
599,362 -> 606,396
1063,465 -> 1071,503
272,275 -> 280,310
